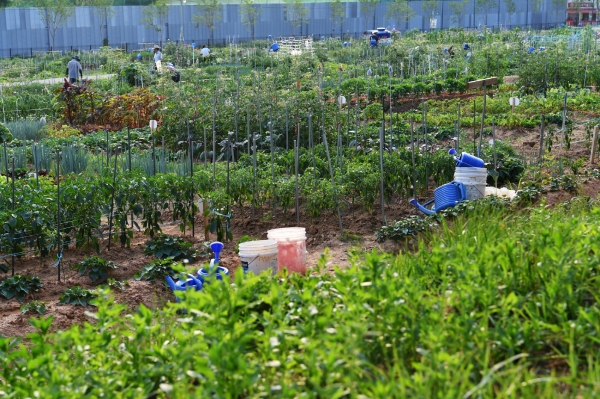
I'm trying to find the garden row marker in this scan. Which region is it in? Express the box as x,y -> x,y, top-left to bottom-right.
509,97 -> 520,113
323,132 -> 343,235
538,115 -> 545,164
591,125 -> 599,164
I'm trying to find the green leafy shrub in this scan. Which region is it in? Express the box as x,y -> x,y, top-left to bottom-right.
0,123 -> 13,143
59,286 -> 97,307
0,275 -> 43,302
364,103 -> 383,120
20,300 -> 47,315
135,258 -> 181,281
102,278 -> 129,291
74,256 -> 118,282
144,234 -> 197,261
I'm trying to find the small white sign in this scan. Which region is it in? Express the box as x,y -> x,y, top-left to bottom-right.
430,18 -> 438,29
149,119 -> 158,130
338,95 -> 347,105
509,97 -> 520,106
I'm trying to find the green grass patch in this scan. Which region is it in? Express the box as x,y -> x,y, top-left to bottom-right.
3,202 -> 600,396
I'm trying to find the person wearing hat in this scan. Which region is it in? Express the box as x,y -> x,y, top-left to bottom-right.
65,55 -> 83,84
153,44 -> 163,72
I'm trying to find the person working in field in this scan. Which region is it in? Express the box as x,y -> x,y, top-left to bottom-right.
65,55 -> 83,84
153,44 -> 163,72
200,44 -> 210,61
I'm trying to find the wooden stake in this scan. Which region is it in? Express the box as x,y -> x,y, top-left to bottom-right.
591,125 -> 599,164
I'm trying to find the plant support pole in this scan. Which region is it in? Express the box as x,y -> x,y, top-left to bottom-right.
590,125 -> 599,164
478,83 -> 487,157
10,158 -> 15,276
107,153 -> 118,250
322,132 -> 343,235
539,115 -> 545,164
294,139 -> 299,225
56,149 -> 61,282
379,127 -> 386,225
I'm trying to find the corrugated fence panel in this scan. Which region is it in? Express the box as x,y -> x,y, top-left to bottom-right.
0,0 -> 566,57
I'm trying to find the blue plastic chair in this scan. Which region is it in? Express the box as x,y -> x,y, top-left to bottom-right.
410,181 -> 467,216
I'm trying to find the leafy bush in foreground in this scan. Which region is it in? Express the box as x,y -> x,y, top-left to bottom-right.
58,286 -> 96,307
74,256 -> 118,282
144,234 -> 197,261
0,275 -> 43,302
3,205 -> 600,397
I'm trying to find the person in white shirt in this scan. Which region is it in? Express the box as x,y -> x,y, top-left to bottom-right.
200,44 -> 210,61
153,44 -> 162,72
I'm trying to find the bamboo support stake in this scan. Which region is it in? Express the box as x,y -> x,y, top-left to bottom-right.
591,125 -> 599,164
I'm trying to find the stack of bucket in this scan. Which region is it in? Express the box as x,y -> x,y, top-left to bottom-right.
449,149 -> 487,201
238,227 -> 308,276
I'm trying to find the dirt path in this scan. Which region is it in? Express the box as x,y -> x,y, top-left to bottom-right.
1,74 -> 116,87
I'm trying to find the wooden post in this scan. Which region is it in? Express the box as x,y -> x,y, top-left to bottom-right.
591,125 -> 599,164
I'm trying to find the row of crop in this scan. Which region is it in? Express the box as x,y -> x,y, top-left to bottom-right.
0,146 -> 459,263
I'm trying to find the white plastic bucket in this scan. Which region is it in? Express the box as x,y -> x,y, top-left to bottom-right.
454,167 -> 487,200
238,240 -> 279,276
267,227 -> 307,275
